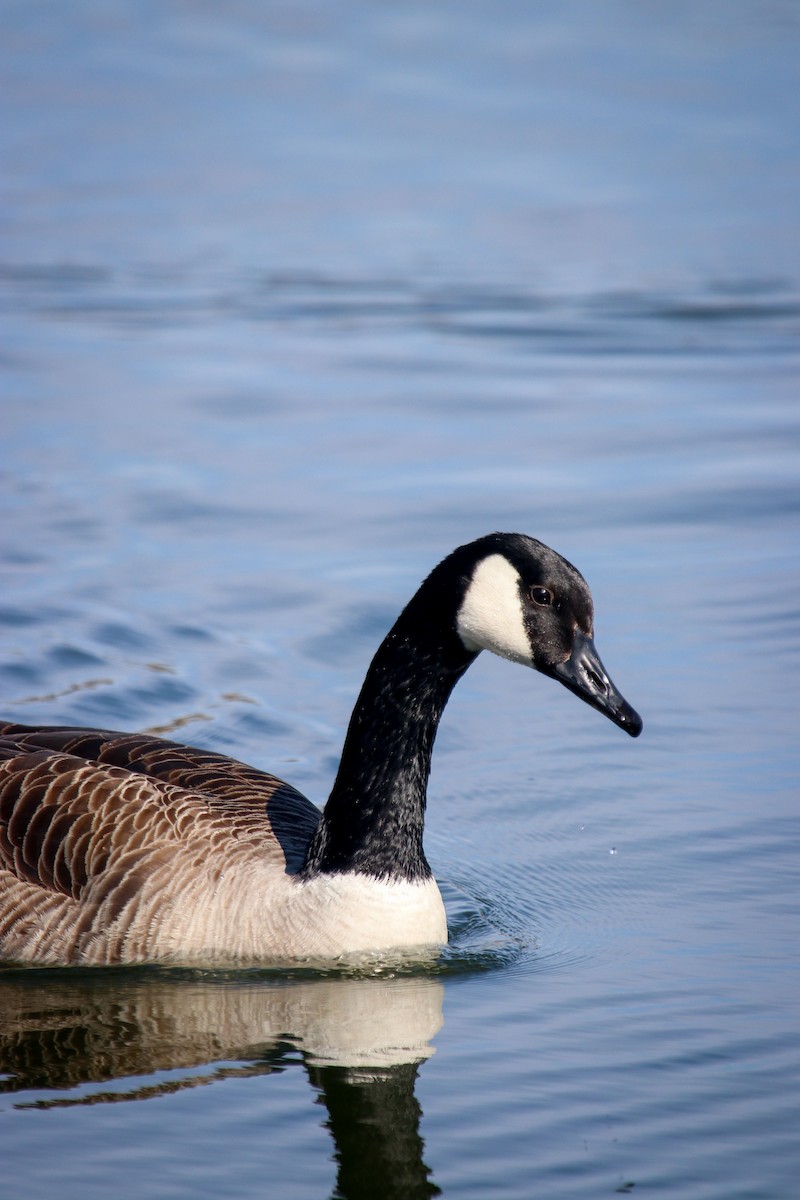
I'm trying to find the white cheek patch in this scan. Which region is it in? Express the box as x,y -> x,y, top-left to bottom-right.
455,554 -> 533,665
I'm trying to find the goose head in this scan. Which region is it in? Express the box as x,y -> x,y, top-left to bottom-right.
453,533 -> 642,737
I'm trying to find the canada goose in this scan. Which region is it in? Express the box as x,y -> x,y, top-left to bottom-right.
0,533 -> 641,966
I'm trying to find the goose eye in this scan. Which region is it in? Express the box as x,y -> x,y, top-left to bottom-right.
529,586 -> 553,607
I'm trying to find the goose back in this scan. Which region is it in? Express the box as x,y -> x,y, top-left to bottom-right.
0,723 -> 320,964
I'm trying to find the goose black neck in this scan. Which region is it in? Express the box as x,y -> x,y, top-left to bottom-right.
302,581 -> 476,882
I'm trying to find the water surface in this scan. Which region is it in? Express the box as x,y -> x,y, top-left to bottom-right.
2,3 -> 799,1198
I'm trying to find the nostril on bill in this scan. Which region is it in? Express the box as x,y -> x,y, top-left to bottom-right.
585,666 -> 607,694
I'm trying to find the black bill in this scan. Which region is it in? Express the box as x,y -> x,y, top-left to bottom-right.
549,630 -> 643,737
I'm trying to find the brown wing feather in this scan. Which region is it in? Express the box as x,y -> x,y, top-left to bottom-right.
1,720 -> 323,916
0,749 -> 188,901
0,723 -> 299,801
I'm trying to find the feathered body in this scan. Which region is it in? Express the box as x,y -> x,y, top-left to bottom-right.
0,534 -> 641,965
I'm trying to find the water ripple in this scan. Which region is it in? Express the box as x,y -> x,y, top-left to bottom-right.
3,265 -> 799,356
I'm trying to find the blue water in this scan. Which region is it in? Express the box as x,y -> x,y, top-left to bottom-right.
2,2 -> 799,1197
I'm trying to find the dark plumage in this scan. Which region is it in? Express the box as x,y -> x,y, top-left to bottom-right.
0,534 -> 641,966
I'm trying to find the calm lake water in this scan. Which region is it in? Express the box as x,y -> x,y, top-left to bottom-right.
2,2 -> 799,1197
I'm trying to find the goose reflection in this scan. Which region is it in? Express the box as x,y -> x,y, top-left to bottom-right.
0,969 -> 443,1199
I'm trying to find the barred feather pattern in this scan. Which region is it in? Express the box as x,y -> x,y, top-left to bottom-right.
0,724 -> 321,965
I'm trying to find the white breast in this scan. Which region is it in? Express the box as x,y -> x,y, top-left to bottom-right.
282,873 -> 448,960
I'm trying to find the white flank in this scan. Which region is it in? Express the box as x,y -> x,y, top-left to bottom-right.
456,553 -> 532,664
0,864 -> 449,967
107,866 -> 450,965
